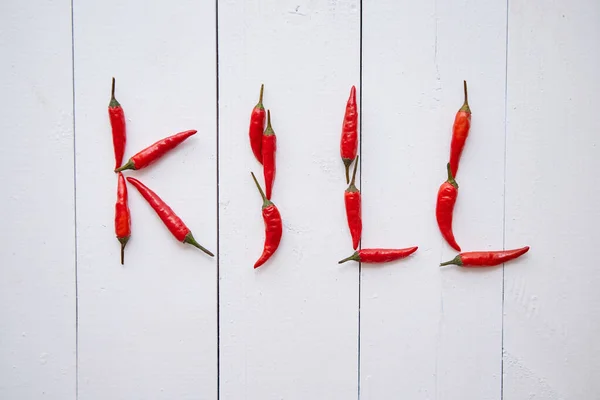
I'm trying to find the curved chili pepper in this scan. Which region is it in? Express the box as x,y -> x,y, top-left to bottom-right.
436,163 -> 461,251
249,84 -> 266,164
109,77 -> 126,170
251,172 -> 282,269
126,177 -> 213,257
338,247 -> 418,264
449,80 -> 471,177
114,172 -> 131,265
340,85 -> 358,183
344,155 -> 361,250
440,246 -> 530,267
115,130 -> 197,172
262,110 -> 277,200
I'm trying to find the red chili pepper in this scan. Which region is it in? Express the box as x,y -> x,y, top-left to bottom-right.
115,130 -> 197,172
251,172 -> 282,269
344,155 -> 361,250
126,177 -> 213,257
249,84 -> 266,164
338,247 -> 418,264
449,80 -> 471,178
340,85 -> 358,183
114,172 -> 131,265
436,163 -> 461,251
440,246 -> 530,267
109,77 -> 126,170
262,110 -> 277,200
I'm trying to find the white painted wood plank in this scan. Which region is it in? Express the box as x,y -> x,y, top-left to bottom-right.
218,1 -> 360,398
360,0 -> 507,398
504,1 -> 600,398
0,0 -> 76,398
73,1 -> 217,399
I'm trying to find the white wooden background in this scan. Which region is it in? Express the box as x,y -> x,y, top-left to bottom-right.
1,0 -> 599,399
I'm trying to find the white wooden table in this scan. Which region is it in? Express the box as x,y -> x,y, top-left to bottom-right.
1,0 -> 599,399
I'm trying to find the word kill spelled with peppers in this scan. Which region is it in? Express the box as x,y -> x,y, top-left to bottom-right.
437,81 -> 529,267
247,84 -> 282,268
338,86 -> 418,266
107,79 -> 530,271
108,78 -> 214,264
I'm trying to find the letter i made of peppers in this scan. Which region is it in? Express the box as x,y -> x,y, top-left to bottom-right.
248,84 -> 282,268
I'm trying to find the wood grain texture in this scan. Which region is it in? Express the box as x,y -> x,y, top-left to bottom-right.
217,0 -> 360,398
0,0 -> 76,398
73,0 -> 217,399
504,0 -> 600,398
360,0 -> 507,398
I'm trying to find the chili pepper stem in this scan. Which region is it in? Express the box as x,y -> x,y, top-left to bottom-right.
121,243 -> 125,265
264,110 -> 274,135
118,236 -> 129,265
343,158 -> 353,184
459,80 -> 471,113
338,252 -> 360,264
446,162 -> 458,189
183,233 -> 214,257
257,84 -> 264,108
348,156 -> 359,191
115,159 -> 135,173
440,255 -> 463,267
110,77 -> 120,108
251,171 -> 272,208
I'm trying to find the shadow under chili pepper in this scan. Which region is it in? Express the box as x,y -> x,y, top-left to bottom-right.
337,262 -> 417,270
438,264 -> 498,275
